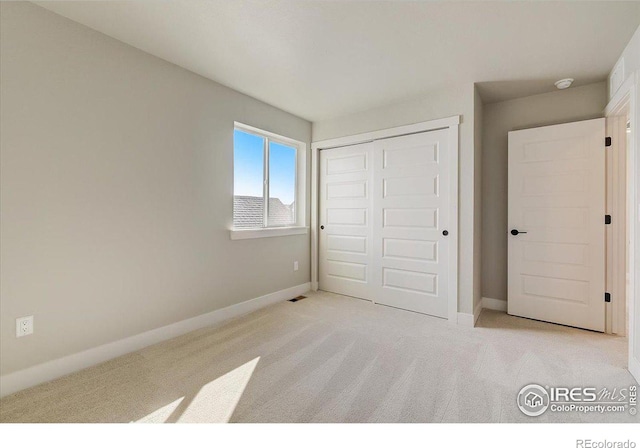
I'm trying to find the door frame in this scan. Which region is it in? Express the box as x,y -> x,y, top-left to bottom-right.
605,71 -> 638,382
605,111 -> 628,335
310,115 -> 460,322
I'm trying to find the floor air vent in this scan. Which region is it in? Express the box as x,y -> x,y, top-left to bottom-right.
288,295 -> 307,302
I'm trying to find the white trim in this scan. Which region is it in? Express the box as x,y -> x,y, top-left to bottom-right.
473,300 -> 482,326
310,143 -> 319,293
457,312 -> 475,328
605,76 -> 634,117
310,115 -> 461,321
310,136 -> 319,292
482,297 -> 508,312
0,283 -> 311,398
604,69 -> 639,383
233,122 -> 307,230
448,123 -> 460,323
629,71 -> 639,384
630,350 -> 640,386
230,226 -> 308,240
234,121 -> 304,148
311,115 -> 461,151
609,58 -> 626,103
605,114 -> 629,335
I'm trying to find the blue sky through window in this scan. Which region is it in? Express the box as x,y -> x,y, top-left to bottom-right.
269,141 -> 296,205
234,130 -> 264,198
234,129 -> 296,205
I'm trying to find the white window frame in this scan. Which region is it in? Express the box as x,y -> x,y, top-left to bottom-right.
230,122 -> 308,240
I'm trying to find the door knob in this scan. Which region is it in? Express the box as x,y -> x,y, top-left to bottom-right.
442,230 -> 449,236
320,225 -> 325,230
511,229 -> 527,235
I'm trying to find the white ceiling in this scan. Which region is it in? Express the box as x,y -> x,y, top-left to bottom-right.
37,1 -> 640,122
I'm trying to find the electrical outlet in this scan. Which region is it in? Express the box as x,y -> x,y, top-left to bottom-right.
16,315 -> 34,338
293,261 -> 299,271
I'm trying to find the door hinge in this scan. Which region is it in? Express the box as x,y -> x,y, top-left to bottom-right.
605,292 -> 611,303
605,215 -> 612,225
605,137 -> 612,147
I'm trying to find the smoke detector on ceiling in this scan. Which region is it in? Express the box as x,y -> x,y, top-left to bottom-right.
554,78 -> 574,90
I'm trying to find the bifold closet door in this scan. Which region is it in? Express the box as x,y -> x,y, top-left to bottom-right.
372,129 -> 450,318
318,142 -> 374,300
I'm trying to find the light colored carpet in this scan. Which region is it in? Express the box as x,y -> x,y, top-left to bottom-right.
1,290 -> 638,423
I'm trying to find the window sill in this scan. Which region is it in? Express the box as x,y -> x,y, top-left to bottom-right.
229,226 -> 309,240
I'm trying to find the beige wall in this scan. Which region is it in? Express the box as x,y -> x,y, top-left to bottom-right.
0,3 -> 311,375
481,82 -> 607,303
312,84 -> 479,315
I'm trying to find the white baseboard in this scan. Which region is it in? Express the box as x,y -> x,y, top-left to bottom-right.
473,300 -> 482,326
457,312 -> 475,328
482,296 -> 508,312
458,300 -> 483,328
629,353 -> 640,385
0,282 -> 311,398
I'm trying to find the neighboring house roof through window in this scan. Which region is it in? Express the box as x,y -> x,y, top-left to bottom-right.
233,195 -> 294,228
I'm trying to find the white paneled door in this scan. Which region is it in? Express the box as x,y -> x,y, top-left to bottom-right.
319,129 -> 451,318
319,143 -> 374,300
372,130 -> 450,317
508,118 -> 606,331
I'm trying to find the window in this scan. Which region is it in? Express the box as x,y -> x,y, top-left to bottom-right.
267,141 -> 296,226
232,123 -> 306,239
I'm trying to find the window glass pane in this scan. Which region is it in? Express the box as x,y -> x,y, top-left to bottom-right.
233,129 -> 265,229
268,141 -> 296,227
